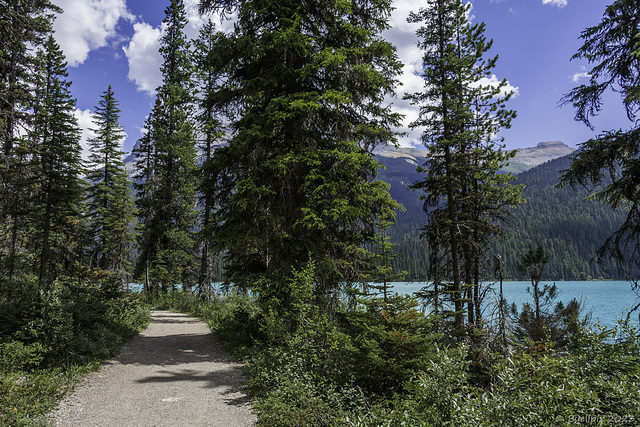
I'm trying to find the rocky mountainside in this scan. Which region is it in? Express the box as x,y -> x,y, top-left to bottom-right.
373,140 -> 575,175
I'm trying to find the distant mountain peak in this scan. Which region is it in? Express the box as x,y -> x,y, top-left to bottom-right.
373,141 -> 575,173
373,146 -> 426,166
513,141 -> 575,167
535,140 -> 566,148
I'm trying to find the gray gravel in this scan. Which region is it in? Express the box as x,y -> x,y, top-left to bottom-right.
50,310 -> 256,426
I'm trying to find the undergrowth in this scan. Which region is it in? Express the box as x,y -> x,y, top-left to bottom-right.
0,272 -> 150,426
157,280 -> 640,427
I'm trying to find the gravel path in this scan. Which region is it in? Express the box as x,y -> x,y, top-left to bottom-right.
51,310 -> 256,426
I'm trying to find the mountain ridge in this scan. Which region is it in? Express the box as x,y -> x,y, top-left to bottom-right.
373,140 -> 575,175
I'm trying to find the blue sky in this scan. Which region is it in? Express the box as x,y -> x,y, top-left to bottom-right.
50,0 -> 629,157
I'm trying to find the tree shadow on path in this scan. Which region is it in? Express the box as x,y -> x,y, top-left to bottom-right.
110,310 -> 252,408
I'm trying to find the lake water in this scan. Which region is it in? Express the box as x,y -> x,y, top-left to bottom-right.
127,280 -> 640,328
390,280 -> 640,328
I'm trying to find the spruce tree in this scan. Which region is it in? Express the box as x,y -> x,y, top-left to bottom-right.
365,219 -> 408,302
85,85 -> 136,280
0,0 -> 59,157
512,243 -> 583,348
132,124 -> 156,293
135,0 -> 197,292
199,0 -> 403,311
29,36 -> 85,287
560,0 -> 640,284
405,0 -> 520,331
192,19 -> 224,296
0,0 -> 59,277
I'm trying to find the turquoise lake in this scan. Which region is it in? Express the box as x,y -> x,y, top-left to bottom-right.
128,280 -> 640,329
391,280 -> 640,328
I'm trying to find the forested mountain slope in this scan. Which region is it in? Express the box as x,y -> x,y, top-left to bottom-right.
378,152 -> 627,281
124,141 -> 622,281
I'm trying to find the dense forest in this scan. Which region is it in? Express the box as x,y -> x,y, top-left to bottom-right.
383,155 -> 628,281
2,0 -> 640,425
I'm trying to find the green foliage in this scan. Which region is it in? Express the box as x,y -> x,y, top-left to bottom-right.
247,344 -> 366,427
0,271 -> 150,426
0,369 -> 72,426
406,0 -> 521,330
85,85 -> 136,280
0,341 -> 47,373
560,0 -> 640,282
364,220 -> 408,301
343,294 -> 440,397
353,321 -> 640,426
201,0 -> 403,307
134,0 -> 198,292
26,36 -> 86,287
391,155 -> 628,281
0,0 -> 60,157
192,19 -> 225,294
1,274 -> 149,367
495,156 -> 627,280
510,244 -> 584,348
0,0 -> 61,281
157,280 -> 640,427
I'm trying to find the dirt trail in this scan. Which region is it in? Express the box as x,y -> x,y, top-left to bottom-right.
51,310 -> 256,426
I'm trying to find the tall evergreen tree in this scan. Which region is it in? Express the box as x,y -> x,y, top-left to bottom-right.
29,35 -> 85,287
365,219 -> 408,302
135,0 -> 198,292
199,0 -> 403,311
132,124 -> 156,293
405,0 -> 520,331
0,0 -> 59,157
560,0 -> 640,285
192,19 -> 224,295
0,0 -> 59,277
85,85 -> 136,280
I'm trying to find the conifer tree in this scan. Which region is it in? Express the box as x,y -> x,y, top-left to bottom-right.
0,0 -> 59,157
85,85 -> 136,280
135,0 -> 197,292
192,19 -> 224,296
29,36 -> 85,287
0,0 -> 59,277
560,0 -> 640,285
365,220 -> 408,302
132,124 -> 156,293
199,0 -> 403,312
512,243 -> 583,348
405,0 -> 520,331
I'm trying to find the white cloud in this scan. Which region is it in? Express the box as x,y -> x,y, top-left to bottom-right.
122,0 -> 225,96
383,0 -> 425,146
122,22 -> 163,95
572,66 -> 590,83
542,0 -> 568,7
52,0 -> 133,67
473,74 -> 520,98
74,108 -> 95,161
184,0 -> 208,39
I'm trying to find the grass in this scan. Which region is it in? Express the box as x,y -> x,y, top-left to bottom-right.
0,363 -> 98,426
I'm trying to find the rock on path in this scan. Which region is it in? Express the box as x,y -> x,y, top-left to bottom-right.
51,310 -> 256,426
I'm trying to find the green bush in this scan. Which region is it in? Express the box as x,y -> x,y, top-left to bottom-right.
359,321 -> 640,426
142,277 -> 640,427
0,369 -> 71,426
342,294 -> 440,398
0,341 -> 47,373
0,272 -> 150,426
